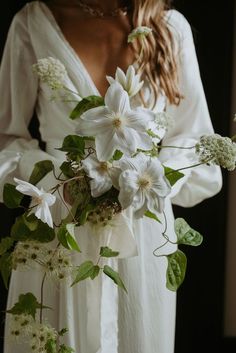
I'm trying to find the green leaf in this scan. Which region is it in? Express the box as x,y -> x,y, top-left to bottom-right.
45,339 -> 57,353
79,203 -> 96,225
60,161 -> 75,178
71,261 -> 95,286
0,252 -> 12,289
166,249 -> 187,291
3,183 -> 24,209
175,218 -> 203,246
100,246 -> 119,258
164,166 -> 184,186
29,160 -> 54,185
7,293 -> 50,319
90,265 -> 100,280
69,95 -> 104,120
144,210 -> 161,223
57,223 -> 81,252
58,135 -> 85,154
112,150 -> 123,161
11,214 -> 55,243
0,237 -> 14,256
58,344 -> 75,353
58,328 -> 69,337
103,265 -> 127,293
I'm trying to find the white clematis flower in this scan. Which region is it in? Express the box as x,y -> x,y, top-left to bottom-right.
82,154 -> 121,197
106,65 -> 144,97
118,154 -> 171,218
76,83 -> 155,161
14,178 -> 56,228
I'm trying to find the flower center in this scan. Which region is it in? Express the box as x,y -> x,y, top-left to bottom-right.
138,175 -> 152,190
99,162 -> 109,172
33,196 -> 42,204
113,118 -> 122,128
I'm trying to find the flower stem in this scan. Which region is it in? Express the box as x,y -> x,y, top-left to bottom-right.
157,145 -> 195,150
165,161 -> 209,175
40,273 -> 46,324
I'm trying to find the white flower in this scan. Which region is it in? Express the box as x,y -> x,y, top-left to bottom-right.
82,154 -> 121,197
30,323 -> 57,353
106,65 -> 144,97
32,57 -> 68,90
155,112 -> 175,131
76,83 -> 155,161
128,26 -> 152,43
11,241 -> 47,270
9,314 -> 34,339
14,178 -> 56,228
44,247 -> 73,281
118,153 -> 171,217
195,134 -> 236,171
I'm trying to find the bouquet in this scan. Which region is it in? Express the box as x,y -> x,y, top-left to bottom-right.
1,27 -> 236,353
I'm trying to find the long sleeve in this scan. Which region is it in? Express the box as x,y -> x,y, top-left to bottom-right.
159,10 -> 222,207
0,7 -> 59,201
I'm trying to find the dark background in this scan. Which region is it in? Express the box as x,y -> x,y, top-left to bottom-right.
0,1 -> 235,353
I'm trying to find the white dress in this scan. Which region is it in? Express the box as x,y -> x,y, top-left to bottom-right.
0,2 -> 222,353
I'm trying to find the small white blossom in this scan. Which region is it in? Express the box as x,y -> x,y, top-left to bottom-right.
30,323 -> 57,353
11,241 -> 47,270
155,112 -> 175,131
32,57 -> 68,90
118,153 -> 171,217
14,178 -> 56,228
76,83 -> 155,161
128,26 -> 152,43
9,314 -> 34,339
195,134 -> 236,171
43,247 -> 73,281
106,65 -> 144,97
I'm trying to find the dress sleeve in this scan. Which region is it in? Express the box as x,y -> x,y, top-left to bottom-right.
0,6 -> 59,202
159,10 -> 222,207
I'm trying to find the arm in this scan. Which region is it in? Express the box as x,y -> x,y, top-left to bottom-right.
0,6 -> 59,201
159,10 -> 222,207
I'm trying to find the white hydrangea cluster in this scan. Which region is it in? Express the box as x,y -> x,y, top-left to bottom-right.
155,112 -> 175,131
195,134 -> 236,171
32,57 -> 68,90
11,241 -> 46,270
43,247 -> 73,281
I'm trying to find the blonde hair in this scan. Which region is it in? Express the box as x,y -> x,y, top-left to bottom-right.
130,0 -> 182,107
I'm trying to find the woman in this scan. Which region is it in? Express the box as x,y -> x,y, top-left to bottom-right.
0,1 -> 222,353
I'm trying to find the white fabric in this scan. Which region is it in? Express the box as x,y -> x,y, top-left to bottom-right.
0,2 -> 222,353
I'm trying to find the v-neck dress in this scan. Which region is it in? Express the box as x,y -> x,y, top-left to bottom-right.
0,2 -> 222,353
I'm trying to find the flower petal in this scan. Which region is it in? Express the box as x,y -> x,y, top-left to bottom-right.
118,169 -> 139,209
41,192 -> 56,206
76,115 -> 112,137
14,178 -> 42,198
90,176 -> 112,197
96,131 -> 119,161
35,202 -> 54,228
116,67 -> 127,87
104,83 -> 130,114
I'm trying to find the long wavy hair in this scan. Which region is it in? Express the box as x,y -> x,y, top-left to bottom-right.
130,0 -> 182,107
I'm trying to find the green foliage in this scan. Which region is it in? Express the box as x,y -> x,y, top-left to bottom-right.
60,161 -> 75,178
29,160 -> 54,185
69,95 -> 104,120
0,237 -> 14,255
100,246 -> 119,258
58,328 -> 69,336
45,339 -> 57,353
3,183 -> 24,209
112,150 -> 123,161
58,344 -> 75,353
71,261 -> 95,286
166,249 -> 187,291
0,252 -> 12,289
11,214 -> 55,243
164,166 -> 184,186
78,203 -> 96,225
175,218 -> 203,246
57,223 -> 81,252
57,135 -> 85,161
7,293 -> 50,319
144,210 -> 161,223
89,265 -> 100,280
103,265 -> 127,293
